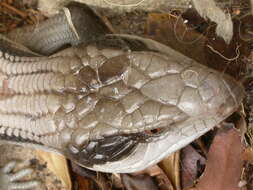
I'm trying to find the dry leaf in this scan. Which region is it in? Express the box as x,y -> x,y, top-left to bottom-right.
146,12 -> 206,65
36,150 -> 72,190
133,165 -> 174,190
181,145 -> 205,189
242,147 -> 253,163
75,175 -> 93,190
121,174 -> 159,190
193,127 -> 244,190
159,151 -> 181,190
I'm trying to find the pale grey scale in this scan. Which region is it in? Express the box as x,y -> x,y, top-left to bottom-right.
86,45 -> 101,58
93,99 -> 127,128
222,81 -> 242,110
51,45 -> 87,58
36,116 -> 57,135
11,62 -> 19,75
0,58 -> 9,73
89,55 -> 108,70
64,75 -> 81,92
38,95 -> 48,115
7,73 -> 67,94
128,52 -> 153,71
62,94 -> 78,113
78,112 -> 99,130
54,56 -> 79,74
120,102 -> 166,133
31,62 -> 38,73
131,109 -> 145,130
40,134 -> 61,148
9,55 -> 15,62
20,130 -> 27,139
22,74 -> 31,94
220,77 -> 238,107
14,55 -> 20,62
6,62 -> 13,75
32,74 -> 41,93
16,62 -> 23,74
0,114 -> 26,131
177,87 -> 207,117
20,57 -> 38,63
59,128 -> 73,145
41,74 -> 51,92
99,80 -> 133,100
101,48 -> 125,58
138,100 -> 162,126
158,105 -> 189,122
129,52 -> 185,80
0,127 -> 5,135
20,74 -> 28,94
89,122 -> 120,140
63,113 -> 78,129
71,127 -> 90,147
4,53 -> 10,59
1,55 -> 83,76
13,128 -> 20,137
34,95 -> 43,116
121,115 -> 134,132
122,66 -> 151,89
6,128 -> 12,137
121,90 -> 148,114
180,64 -> 213,89
75,95 -> 99,119
140,74 -> 185,105
144,55 -> 172,78
0,73 -> 7,88
197,73 -> 230,111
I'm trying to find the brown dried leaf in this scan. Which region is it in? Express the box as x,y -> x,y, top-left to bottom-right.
242,147 -> 253,163
121,174 -> 159,190
159,151 -> 181,190
193,127 -> 244,190
181,145 -> 205,189
146,12 -> 206,65
75,175 -> 93,190
134,165 -> 174,190
36,150 -> 72,190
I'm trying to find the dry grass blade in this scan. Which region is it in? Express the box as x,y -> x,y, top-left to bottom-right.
158,151 -> 181,190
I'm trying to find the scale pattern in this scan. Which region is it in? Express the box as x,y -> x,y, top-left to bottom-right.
0,38 -> 245,172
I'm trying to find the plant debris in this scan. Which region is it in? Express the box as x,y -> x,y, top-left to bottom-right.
0,0 -> 46,33
1,1 -> 253,190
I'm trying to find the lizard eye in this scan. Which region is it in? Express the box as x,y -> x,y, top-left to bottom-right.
144,128 -> 163,135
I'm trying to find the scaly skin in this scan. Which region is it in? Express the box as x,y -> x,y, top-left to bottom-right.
6,2 -> 110,55
0,32 -> 245,173
0,161 -> 40,190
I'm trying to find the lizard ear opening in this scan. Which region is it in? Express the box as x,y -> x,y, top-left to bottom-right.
65,135 -> 138,167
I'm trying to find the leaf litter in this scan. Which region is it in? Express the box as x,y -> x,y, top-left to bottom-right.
1,0 -> 253,190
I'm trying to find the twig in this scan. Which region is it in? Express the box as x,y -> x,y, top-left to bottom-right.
206,44 -> 240,61
0,2 -> 27,18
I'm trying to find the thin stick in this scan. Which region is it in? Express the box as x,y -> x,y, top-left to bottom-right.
0,2 -> 27,18
206,44 -> 240,61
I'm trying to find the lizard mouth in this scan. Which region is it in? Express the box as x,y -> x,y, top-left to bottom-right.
65,127 -> 166,167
